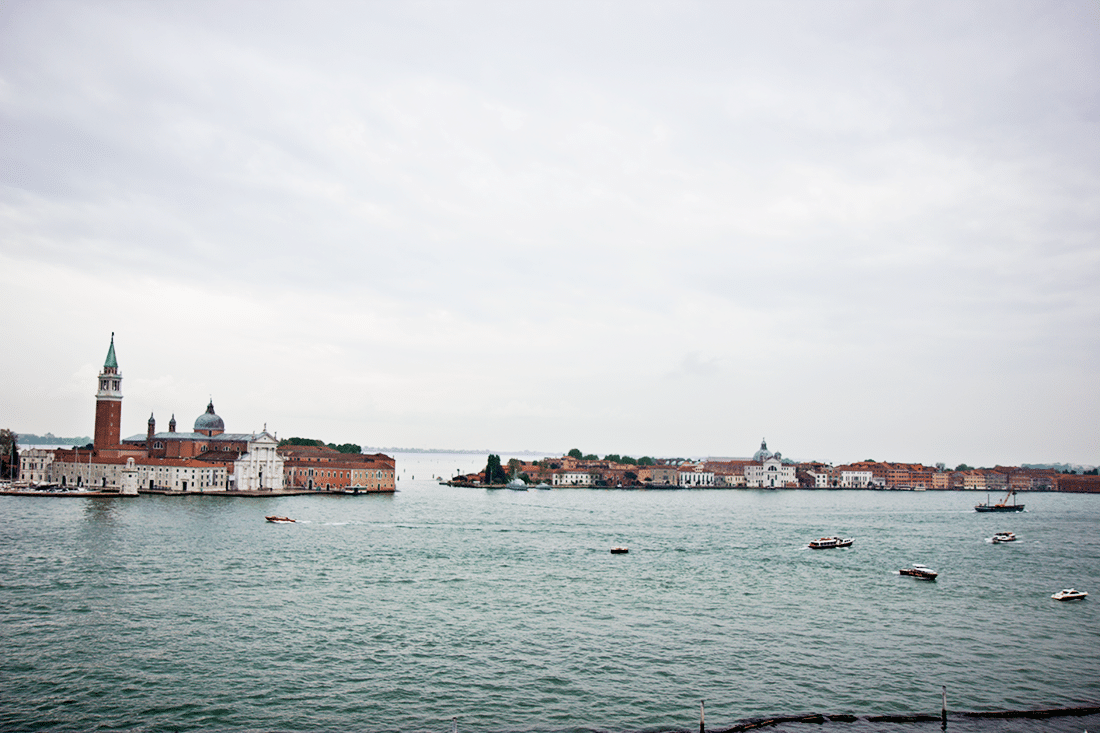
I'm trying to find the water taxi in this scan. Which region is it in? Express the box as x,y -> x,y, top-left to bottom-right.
900,564 -> 938,580
1051,589 -> 1087,601
808,536 -> 854,549
265,515 -> 296,523
991,532 -> 1016,543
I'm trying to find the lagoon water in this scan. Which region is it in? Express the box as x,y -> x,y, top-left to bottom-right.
2,453 -> 1098,733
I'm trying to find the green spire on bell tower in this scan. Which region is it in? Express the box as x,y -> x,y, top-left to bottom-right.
104,332 -> 118,371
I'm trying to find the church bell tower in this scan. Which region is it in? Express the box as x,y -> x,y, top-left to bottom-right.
94,333 -> 123,451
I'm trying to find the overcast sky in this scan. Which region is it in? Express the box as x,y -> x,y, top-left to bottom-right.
2,1 -> 1098,467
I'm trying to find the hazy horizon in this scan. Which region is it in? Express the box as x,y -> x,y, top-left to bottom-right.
3,1 -> 1097,468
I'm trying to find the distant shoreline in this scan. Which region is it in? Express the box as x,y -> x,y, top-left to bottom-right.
372,448 -> 551,455
0,487 -> 395,498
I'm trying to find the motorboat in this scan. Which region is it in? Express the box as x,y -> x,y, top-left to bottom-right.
1051,589 -> 1087,601
610,547 -> 629,554
991,532 -> 1017,543
975,490 -> 1025,512
808,536 -> 854,549
265,515 -> 296,523
900,564 -> 938,580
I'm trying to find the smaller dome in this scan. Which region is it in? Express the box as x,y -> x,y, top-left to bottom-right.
194,400 -> 225,431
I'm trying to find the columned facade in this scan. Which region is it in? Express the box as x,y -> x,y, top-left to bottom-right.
234,433 -> 285,491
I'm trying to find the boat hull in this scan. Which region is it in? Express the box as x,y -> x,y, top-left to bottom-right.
808,536 -> 854,549
900,568 -> 938,580
975,505 -> 1025,512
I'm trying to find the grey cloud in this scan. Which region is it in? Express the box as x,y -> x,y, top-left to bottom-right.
2,0 -> 1098,464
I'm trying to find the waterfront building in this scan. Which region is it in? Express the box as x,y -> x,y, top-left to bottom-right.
957,470 -> 986,490
40,336 -> 284,492
745,444 -> 796,488
885,465 -> 910,488
279,444 -> 395,491
49,453 -> 232,492
984,470 -> 1008,491
704,460 -> 751,487
1051,474 -> 1100,493
795,461 -> 832,488
835,466 -> 874,488
552,470 -> 595,487
235,433 -> 284,492
123,402 -> 258,459
636,465 -> 679,486
678,463 -> 715,487
848,460 -> 888,485
18,448 -> 54,485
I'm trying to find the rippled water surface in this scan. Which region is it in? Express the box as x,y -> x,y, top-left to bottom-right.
2,457 -> 1098,733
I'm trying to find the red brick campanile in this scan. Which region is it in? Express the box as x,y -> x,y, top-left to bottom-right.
93,333 -> 123,451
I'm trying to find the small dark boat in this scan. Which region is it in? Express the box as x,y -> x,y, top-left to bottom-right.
975,490 -> 1025,513
266,515 -> 295,523
900,564 -> 938,580
610,547 -> 629,554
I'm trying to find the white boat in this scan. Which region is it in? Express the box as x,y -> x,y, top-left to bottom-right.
900,564 -> 938,580
506,478 -> 528,491
808,536 -> 853,549
991,532 -> 1016,543
1051,589 -> 1087,601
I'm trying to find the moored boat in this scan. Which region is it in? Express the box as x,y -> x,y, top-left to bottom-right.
900,564 -> 938,580
992,532 -> 1016,543
808,536 -> 854,549
975,490 -> 1025,513
1051,589 -> 1087,601
265,515 -> 295,523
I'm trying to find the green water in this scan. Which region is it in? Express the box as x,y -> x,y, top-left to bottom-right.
2,470 -> 1098,732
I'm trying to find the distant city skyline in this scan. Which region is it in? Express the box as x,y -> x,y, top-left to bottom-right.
11,428 -> 1097,474
2,2 -> 1097,468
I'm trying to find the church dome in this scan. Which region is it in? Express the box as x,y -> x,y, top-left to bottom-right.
194,401 -> 225,432
752,438 -> 773,462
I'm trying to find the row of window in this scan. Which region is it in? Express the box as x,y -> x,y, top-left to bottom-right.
288,469 -> 391,479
